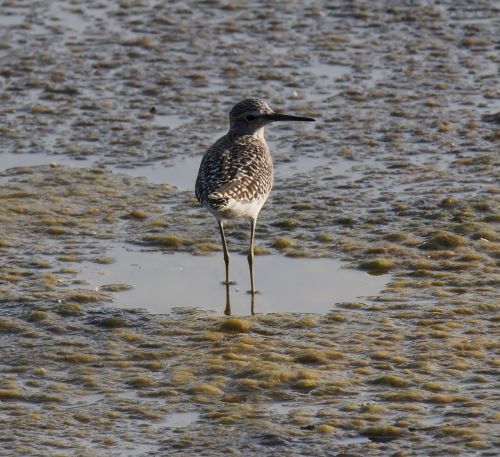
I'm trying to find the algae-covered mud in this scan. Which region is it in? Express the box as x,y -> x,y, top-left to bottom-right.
1,0 -> 499,455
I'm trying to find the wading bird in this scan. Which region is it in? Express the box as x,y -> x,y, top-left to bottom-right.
195,98 -> 315,300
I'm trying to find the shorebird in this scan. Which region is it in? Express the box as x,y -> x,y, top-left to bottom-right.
195,98 -> 315,297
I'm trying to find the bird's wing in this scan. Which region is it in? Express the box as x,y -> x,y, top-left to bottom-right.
205,136 -> 273,202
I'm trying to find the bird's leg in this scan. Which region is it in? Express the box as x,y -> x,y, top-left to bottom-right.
218,220 -> 231,285
247,218 -> 257,295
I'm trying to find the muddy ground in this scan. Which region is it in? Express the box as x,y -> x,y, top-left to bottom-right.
0,0 -> 499,456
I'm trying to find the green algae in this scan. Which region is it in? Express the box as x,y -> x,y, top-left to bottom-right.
220,318 -> 252,333
359,258 -> 394,274
273,220 -> 298,229
143,234 -> 187,248
371,375 -> 411,388
54,303 -> 83,316
98,316 -> 126,328
362,424 -> 404,442
420,231 -> 466,250
99,284 -> 133,292
271,238 -> 294,249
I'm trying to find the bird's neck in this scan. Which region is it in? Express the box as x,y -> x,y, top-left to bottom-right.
253,127 -> 266,140
229,127 -> 266,141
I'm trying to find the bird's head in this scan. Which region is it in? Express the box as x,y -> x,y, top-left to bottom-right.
229,98 -> 315,137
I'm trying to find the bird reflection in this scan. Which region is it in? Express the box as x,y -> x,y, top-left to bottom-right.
223,283 -> 255,316
224,282 -> 231,316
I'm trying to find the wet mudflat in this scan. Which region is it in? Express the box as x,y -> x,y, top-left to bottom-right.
0,1 -> 499,456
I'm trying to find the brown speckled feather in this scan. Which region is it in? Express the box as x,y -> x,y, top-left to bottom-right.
195,133 -> 273,211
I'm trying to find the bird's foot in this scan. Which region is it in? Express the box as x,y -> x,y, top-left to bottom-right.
221,280 -> 237,286
246,289 -> 260,295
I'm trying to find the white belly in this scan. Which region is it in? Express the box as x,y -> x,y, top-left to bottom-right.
208,196 -> 268,221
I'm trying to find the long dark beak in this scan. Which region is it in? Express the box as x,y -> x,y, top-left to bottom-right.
263,113 -> 315,122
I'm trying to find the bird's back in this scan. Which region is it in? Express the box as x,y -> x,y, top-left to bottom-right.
195,134 -> 273,218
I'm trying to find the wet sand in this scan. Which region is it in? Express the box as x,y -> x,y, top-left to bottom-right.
0,0 -> 499,456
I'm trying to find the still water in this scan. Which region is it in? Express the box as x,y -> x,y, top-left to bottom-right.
79,243 -> 388,316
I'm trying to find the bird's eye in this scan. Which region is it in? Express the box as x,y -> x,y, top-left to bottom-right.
245,115 -> 257,122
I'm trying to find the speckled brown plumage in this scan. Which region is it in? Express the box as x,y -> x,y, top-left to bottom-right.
195,99 -> 276,220
195,133 -> 273,214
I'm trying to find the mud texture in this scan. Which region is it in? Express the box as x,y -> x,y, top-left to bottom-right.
0,1 -> 499,456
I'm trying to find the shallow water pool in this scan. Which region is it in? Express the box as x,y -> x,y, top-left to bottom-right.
79,243 -> 389,315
